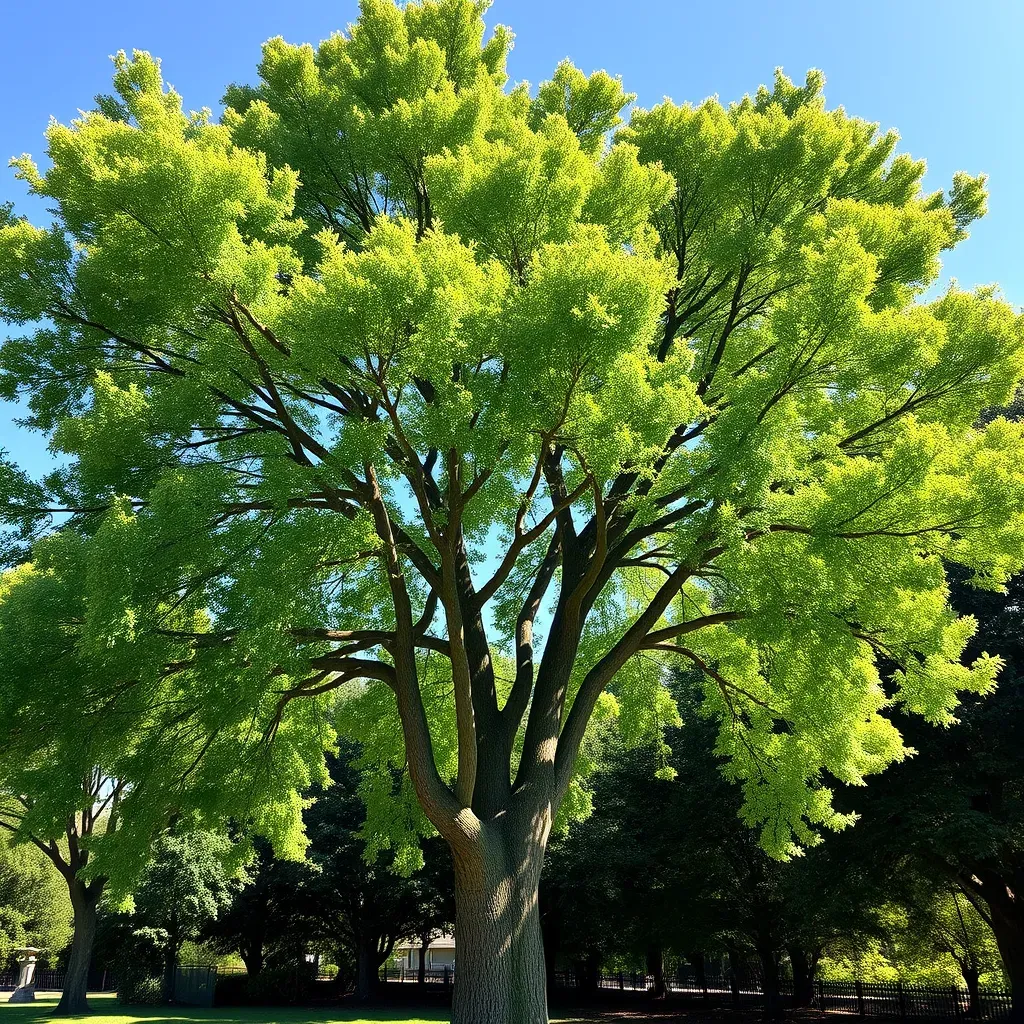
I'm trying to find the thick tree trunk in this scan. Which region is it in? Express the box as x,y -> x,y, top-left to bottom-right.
55,880 -> 100,1016
986,894 -> 1024,1023
355,943 -> 378,1002
647,944 -> 666,998
756,942 -> 784,1021
240,947 -> 264,977
451,822 -> 547,1024
688,951 -> 707,990
788,943 -> 816,1008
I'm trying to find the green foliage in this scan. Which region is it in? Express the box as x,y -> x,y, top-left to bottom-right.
132,831 -> 241,946
0,828 -> 73,967
0,0 -> 1021,880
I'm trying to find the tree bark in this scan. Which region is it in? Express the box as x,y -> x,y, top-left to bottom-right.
55,879 -> 101,1016
240,946 -> 264,977
984,887 -> 1024,1023
417,932 -> 428,986
688,951 -> 707,990
647,943 -> 666,998
756,941 -> 784,1021
961,965 -> 981,1019
355,942 -> 378,1002
788,943 -> 816,1008
450,820 -> 547,1024
161,930 -> 179,1003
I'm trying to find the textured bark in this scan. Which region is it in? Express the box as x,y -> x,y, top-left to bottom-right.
647,944 -> 666,998
985,888 -> 1024,1023
451,820 -> 547,1024
55,881 -> 100,1016
240,947 -> 264,977
961,965 -> 981,1019
355,942 -> 378,1002
756,941 -> 784,1021
687,951 -> 708,990
417,934 -> 428,986
788,943 -> 816,1008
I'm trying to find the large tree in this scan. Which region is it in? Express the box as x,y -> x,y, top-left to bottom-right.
1,2 -> 1023,1021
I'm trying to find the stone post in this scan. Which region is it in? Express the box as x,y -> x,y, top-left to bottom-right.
8,947 -> 42,1003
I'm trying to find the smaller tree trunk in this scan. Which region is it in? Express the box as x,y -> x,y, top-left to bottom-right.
55,879 -> 101,1016
961,964 -> 981,1019
418,933 -> 429,986
161,928 -> 180,1004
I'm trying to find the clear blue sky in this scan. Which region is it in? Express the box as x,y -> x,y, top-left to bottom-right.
1,0 -> 1022,472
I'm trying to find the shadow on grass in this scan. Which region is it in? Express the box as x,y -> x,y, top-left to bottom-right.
2,995 -> 451,1024
0,994 -> 648,1024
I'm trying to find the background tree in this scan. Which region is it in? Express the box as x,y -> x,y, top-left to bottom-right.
847,555 -> 1024,1018
131,830 -> 238,1002
0,540 -> 326,1015
0,824 -> 73,969
300,743 -> 449,1001
201,836 -> 312,978
2,2 -> 1023,1021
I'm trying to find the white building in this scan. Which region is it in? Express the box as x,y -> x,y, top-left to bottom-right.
394,933 -> 456,972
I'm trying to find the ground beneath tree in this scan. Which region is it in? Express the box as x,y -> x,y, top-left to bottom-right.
0,994 -> 855,1024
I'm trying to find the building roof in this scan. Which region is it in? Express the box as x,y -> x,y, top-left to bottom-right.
395,932 -> 455,952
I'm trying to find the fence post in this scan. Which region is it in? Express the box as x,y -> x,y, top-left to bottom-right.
897,981 -> 907,1023
818,980 -> 826,1011
731,973 -> 740,1007
443,965 -> 450,991
618,971 -> 624,991
855,980 -> 864,1016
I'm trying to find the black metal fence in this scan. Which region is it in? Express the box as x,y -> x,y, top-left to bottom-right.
0,968 -> 117,994
0,970 -> 66,993
379,965 -> 454,986
549,969 -> 1014,1020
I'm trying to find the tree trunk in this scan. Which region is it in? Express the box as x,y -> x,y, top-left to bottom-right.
687,951 -> 707,990
757,942 -> 784,1021
418,933 -> 429,986
161,939 -> 178,1004
451,821 -> 547,1024
980,878 -> 1024,1023
647,943 -> 666,998
55,880 -> 101,1015
240,946 -> 264,977
355,942 -> 378,1002
961,965 -> 981,1019
788,943 -> 815,1008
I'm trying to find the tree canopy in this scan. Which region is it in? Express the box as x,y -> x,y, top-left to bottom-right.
1,2 -> 1022,1018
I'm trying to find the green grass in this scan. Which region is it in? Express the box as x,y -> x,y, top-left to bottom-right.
0,994 -> 446,1024
0,994 -> 604,1024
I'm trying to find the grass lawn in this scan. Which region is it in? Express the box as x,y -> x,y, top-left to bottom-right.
0,993 -> 619,1024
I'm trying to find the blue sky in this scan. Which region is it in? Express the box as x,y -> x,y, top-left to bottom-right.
1,0 -> 1022,473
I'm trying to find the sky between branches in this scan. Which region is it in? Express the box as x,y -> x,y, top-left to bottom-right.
1,0 -> 1021,474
